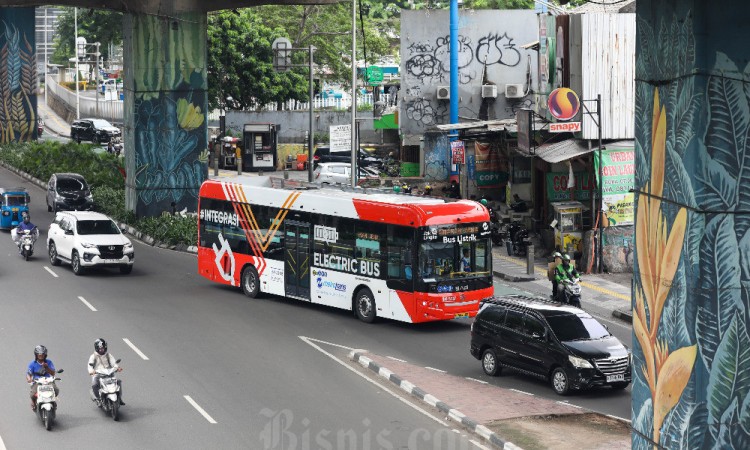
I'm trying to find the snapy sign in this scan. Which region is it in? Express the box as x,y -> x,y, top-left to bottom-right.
547,87 -> 580,121
550,122 -> 581,133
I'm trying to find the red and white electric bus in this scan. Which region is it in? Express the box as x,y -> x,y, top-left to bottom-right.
197,177 -> 494,323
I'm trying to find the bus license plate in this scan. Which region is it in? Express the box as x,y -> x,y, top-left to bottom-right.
606,374 -> 625,383
454,313 -> 469,319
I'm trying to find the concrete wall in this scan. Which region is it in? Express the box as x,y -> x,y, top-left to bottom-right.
225,110 -> 389,144
400,9 -> 539,138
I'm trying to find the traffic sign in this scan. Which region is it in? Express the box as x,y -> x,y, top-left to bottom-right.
365,66 -> 383,86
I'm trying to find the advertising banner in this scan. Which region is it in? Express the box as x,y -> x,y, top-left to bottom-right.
594,148 -> 635,225
329,124 -> 351,152
451,140 -> 466,164
512,156 -> 531,183
474,142 -> 508,188
546,171 -> 594,201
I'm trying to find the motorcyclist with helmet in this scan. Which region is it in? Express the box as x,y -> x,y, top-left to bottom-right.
550,252 -> 562,298
423,184 -> 433,196
26,345 -> 58,411
554,254 -> 580,303
88,338 -> 124,406
14,211 -> 38,254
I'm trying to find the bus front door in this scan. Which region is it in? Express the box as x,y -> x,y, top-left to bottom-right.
284,221 -> 311,300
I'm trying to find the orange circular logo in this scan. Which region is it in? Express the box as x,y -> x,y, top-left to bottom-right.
547,88 -> 580,121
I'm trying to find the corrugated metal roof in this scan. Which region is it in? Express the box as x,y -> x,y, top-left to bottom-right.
435,119 -> 516,131
570,0 -> 636,14
535,140 -> 594,163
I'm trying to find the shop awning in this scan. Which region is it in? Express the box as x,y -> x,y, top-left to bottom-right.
535,140 -> 595,164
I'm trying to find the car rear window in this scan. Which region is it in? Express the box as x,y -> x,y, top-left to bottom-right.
544,312 -> 610,341
76,220 -> 120,235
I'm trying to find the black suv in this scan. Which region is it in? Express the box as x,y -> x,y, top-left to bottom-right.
46,173 -> 94,213
313,146 -> 382,169
70,118 -> 121,144
470,295 -> 631,395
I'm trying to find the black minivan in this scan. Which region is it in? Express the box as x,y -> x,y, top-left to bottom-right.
470,295 -> 631,395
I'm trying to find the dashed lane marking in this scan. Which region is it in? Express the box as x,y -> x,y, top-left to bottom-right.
184,395 -> 217,424
43,266 -> 58,278
78,296 -> 97,312
0,433 -> 6,450
425,366 -> 447,373
465,377 -> 489,384
509,388 -> 534,396
386,356 -> 407,363
123,338 -> 149,360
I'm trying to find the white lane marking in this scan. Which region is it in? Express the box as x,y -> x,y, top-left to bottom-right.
470,439 -> 491,450
557,400 -> 582,409
184,395 -> 217,424
123,338 -> 150,360
0,433 -> 6,450
509,388 -> 534,396
301,336 -> 355,351
299,336 -> 447,426
605,413 -> 632,423
43,266 -> 58,278
78,296 -> 97,312
425,366 -> 447,373
465,377 -> 488,384
386,356 -> 407,362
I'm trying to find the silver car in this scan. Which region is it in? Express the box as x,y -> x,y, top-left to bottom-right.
313,163 -> 378,185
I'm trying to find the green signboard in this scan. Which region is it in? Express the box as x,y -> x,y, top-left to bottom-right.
365,66 -> 383,86
594,148 -> 635,225
546,171 -> 594,201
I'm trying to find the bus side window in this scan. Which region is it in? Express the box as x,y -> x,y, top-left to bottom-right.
387,225 -> 413,280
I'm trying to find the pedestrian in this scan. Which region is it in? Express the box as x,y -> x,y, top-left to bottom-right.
107,141 -> 114,154
446,180 -> 460,199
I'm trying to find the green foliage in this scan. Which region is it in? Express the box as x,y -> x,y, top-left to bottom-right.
0,142 -> 196,248
51,7 -> 123,66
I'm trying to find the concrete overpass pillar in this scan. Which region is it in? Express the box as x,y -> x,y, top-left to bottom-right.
123,12 -> 208,217
634,1 -> 750,448
0,7 -> 38,143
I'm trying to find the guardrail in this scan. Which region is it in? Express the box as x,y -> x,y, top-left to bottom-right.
46,75 -> 123,122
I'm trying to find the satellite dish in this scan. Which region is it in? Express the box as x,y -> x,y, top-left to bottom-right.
272,37 -> 292,72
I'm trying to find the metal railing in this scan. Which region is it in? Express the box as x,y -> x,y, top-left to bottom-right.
46,75 -> 123,122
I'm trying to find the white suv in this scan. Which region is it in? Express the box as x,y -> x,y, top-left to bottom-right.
47,211 -> 134,275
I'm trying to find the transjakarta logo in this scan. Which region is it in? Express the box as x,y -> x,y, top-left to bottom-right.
314,225 -> 338,243
314,252 -> 381,277
200,209 -> 239,226
316,277 -> 346,292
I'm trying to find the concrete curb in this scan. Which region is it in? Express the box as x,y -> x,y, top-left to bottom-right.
492,269 -> 537,282
612,309 -> 633,323
349,350 -> 522,450
0,161 -> 198,255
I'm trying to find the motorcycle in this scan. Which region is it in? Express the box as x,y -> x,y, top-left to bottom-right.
488,208 -> 506,246
13,228 -> 38,261
558,278 -> 582,308
505,221 -> 530,256
90,360 -> 123,421
32,370 -> 63,430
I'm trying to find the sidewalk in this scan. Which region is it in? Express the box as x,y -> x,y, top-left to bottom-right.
38,95 -> 71,137
491,246 -> 633,323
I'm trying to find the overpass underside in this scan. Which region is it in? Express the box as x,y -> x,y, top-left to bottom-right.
1,1 -> 336,216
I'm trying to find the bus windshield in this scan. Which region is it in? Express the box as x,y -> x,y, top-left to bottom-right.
418,225 -> 491,282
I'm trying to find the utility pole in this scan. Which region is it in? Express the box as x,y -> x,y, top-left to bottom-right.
74,8 -> 79,120
350,0 -> 357,187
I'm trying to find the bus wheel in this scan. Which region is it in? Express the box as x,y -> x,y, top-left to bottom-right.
241,265 -> 260,298
354,288 -> 376,323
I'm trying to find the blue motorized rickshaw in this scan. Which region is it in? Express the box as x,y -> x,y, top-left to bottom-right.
0,187 -> 30,230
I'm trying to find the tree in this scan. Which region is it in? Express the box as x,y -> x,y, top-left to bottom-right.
207,10 -> 308,111
51,7 -> 123,66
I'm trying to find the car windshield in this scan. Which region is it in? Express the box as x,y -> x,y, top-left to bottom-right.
5,194 -> 27,206
91,119 -> 114,129
57,178 -> 87,191
544,312 -> 610,341
76,220 -> 120,235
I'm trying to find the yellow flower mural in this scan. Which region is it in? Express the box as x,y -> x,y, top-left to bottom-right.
634,88 -> 697,446
176,98 -> 204,131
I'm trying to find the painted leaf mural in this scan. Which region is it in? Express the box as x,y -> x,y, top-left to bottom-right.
0,11 -> 38,143
636,6 -> 750,448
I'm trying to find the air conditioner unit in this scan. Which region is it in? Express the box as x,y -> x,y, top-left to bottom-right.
505,84 -> 525,99
481,85 -> 497,98
436,86 -> 450,100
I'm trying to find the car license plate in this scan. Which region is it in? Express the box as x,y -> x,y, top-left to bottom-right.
607,374 -> 625,383
104,259 -> 120,264
454,312 -> 469,319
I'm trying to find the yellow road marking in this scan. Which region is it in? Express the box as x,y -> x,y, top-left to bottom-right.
495,254 -> 631,302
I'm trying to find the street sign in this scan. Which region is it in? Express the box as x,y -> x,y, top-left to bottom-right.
451,140 -> 466,164
329,124 -> 351,153
272,37 -> 292,72
365,66 -> 383,86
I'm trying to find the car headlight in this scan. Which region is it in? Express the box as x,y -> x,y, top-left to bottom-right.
124,242 -> 133,249
55,193 -> 64,201
80,242 -> 97,248
568,355 -> 593,369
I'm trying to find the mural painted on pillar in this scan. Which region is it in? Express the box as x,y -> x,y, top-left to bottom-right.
0,10 -> 38,143
633,11 -> 750,449
131,15 -> 207,215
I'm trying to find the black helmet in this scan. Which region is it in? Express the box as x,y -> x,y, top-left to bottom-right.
34,345 -> 47,357
94,338 -> 107,355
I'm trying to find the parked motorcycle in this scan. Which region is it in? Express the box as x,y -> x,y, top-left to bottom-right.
13,228 -> 38,261
506,221 -> 531,256
558,278 -> 582,308
90,360 -> 123,421
32,370 -> 63,430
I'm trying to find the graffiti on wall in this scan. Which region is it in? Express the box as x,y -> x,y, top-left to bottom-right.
128,13 -> 208,216
0,11 -> 38,143
404,98 -> 447,127
632,9 -> 750,449
423,132 -> 450,181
